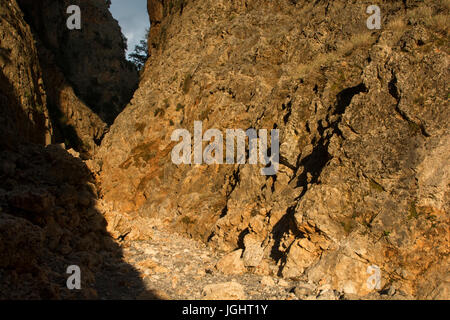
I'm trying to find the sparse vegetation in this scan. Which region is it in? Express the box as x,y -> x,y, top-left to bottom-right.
369,179 -> 385,193
176,103 -> 185,111
386,17 -> 408,45
154,107 -> 165,117
163,98 -> 170,109
293,31 -> 376,78
340,32 -> 376,56
181,216 -> 195,224
407,119 -> 422,135
406,6 -> 449,33
199,108 -> 211,121
129,28 -> 149,71
341,219 -> 356,235
182,73 -> 193,94
135,122 -> 146,134
408,202 -> 419,219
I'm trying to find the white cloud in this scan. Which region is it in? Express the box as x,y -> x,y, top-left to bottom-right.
109,0 -> 149,55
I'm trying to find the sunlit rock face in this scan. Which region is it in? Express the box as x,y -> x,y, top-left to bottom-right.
97,0 -> 449,298
0,0 -> 448,299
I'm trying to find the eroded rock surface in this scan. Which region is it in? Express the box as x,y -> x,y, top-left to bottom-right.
18,0 -> 138,125
14,0 -> 138,156
0,0 -> 448,300
0,0 -> 52,146
0,0 -> 147,300
97,0 -> 449,299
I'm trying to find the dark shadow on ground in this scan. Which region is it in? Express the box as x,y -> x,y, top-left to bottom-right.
0,69 -> 159,300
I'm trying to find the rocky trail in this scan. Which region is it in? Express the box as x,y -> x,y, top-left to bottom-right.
95,226 -> 411,300
96,226 -> 298,300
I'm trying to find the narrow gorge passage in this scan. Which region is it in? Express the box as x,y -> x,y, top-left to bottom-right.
0,0 -> 448,302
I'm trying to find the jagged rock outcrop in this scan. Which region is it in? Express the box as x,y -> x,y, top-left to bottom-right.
18,0 -> 139,126
1,143 -> 107,299
36,43 -> 107,157
97,0 -> 449,299
0,0 -> 147,299
11,0 -> 138,157
0,0 -> 52,146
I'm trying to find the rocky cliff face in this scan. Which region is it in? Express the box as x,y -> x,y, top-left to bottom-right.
97,0 -> 449,298
15,0 -> 138,157
0,0 -> 51,147
1,0 -> 448,300
18,0 -> 138,126
0,0 -> 148,299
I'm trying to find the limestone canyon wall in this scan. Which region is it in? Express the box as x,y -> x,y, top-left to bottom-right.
0,0 -> 51,147
18,0 -> 139,125
17,0 -> 138,156
0,0 -> 145,299
98,0 -> 449,298
0,0 -> 448,300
